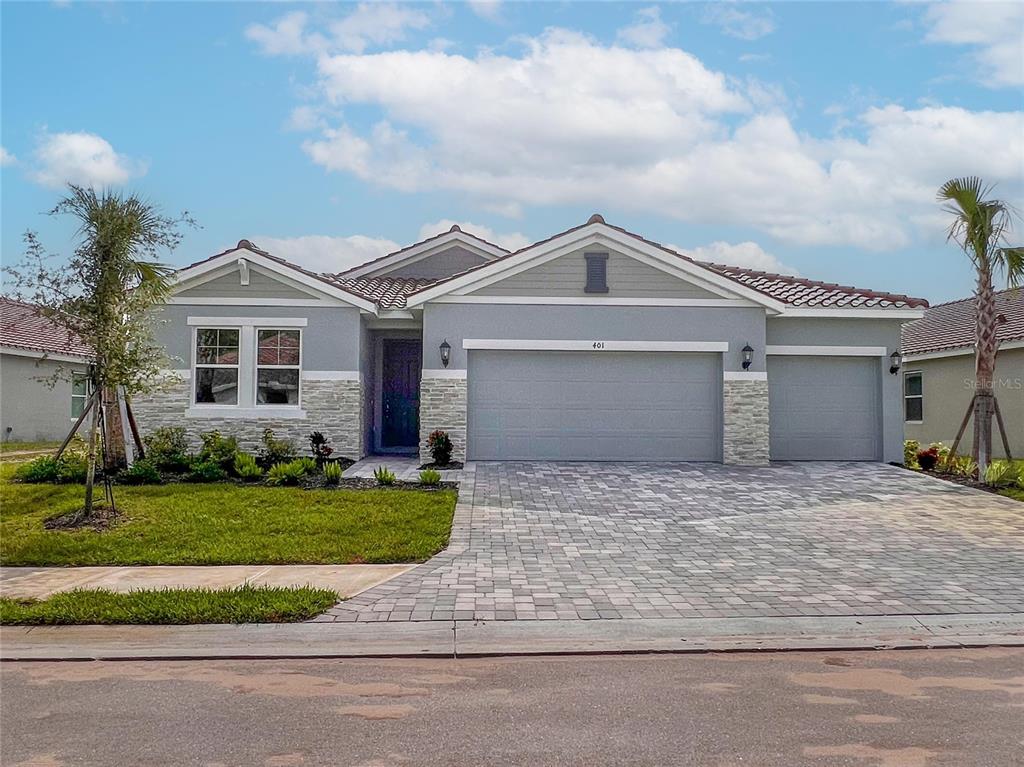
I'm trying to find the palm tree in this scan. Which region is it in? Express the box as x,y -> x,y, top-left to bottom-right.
938,177 -> 1023,478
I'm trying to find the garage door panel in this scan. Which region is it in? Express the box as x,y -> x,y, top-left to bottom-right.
468,351 -> 721,461
768,356 -> 880,461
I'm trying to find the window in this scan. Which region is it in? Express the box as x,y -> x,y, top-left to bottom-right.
71,372 -> 91,418
256,329 -> 301,406
194,328 -> 240,404
584,252 -> 609,293
904,371 -> 923,422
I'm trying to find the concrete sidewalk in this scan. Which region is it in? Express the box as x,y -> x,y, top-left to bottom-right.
3,612 -> 1022,661
0,564 -> 413,600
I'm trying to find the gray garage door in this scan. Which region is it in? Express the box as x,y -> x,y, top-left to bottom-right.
768,356 -> 881,461
467,351 -> 721,461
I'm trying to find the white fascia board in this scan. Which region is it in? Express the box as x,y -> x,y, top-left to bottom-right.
186,316 -> 308,327
186,406 -> 307,420
342,231 -> 508,279
724,371 -> 768,381
431,295 -> 755,307
406,224 -> 787,313
302,370 -> 361,380
170,248 -> 378,313
463,339 -> 729,353
775,307 -> 927,319
422,368 -> 468,379
0,346 -> 91,364
902,339 -> 1024,362
766,345 -> 888,357
169,297 -> 351,307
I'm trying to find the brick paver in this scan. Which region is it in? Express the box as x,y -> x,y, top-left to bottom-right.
317,462 -> 1024,623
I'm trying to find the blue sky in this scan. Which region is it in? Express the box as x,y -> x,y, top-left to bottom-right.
2,1 -> 1022,303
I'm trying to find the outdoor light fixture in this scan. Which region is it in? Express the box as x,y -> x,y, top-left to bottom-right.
741,344 -> 754,371
439,339 -> 452,368
889,350 -> 902,375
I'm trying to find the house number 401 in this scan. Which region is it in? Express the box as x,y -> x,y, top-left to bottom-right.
592,341 -> 606,349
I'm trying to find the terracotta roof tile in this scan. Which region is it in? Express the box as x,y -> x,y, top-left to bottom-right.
902,288 -> 1023,356
0,298 -> 92,359
325,276 -> 438,309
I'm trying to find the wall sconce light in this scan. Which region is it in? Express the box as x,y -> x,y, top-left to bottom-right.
439,339 -> 452,368
741,344 -> 754,371
889,350 -> 902,375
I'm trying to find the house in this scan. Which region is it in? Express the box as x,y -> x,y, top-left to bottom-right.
902,289 -> 1023,458
133,216 -> 928,465
0,297 -> 92,443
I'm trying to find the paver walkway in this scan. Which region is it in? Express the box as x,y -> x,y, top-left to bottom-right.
317,462 -> 1024,623
0,564 -> 413,600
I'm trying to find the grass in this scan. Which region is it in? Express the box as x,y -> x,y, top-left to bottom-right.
0,465 -> 457,566
0,585 -> 337,625
0,441 -> 60,454
998,487 -> 1024,502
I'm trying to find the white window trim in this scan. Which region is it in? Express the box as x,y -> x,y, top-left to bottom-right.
904,370 -> 923,424
254,327 -> 303,410
462,339 -> 729,353
70,371 -> 92,420
765,345 -> 888,357
187,316 -> 307,327
192,326 -> 243,408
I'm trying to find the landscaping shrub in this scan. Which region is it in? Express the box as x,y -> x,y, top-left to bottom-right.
323,461 -> 343,485
309,431 -> 334,466
295,456 -> 318,474
13,455 -> 88,484
198,430 -> 238,471
185,460 -> 227,483
916,447 -> 939,471
233,452 -> 264,482
903,439 -> 920,468
143,427 -> 191,472
984,460 -> 1020,488
943,454 -> 978,478
374,466 -> 397,486
419,469 -> 441,486
259,428 -> 296,467
116,459 -> 162,485
266,460 -> 306,486
427,430 -> 453,465
928,441 -> 951,466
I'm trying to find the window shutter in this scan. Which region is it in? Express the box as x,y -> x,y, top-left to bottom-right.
584,253 -> 609,293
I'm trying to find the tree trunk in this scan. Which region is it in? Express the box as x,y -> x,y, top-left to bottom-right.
102,386 -> 127,471
83,391 -> 101,517
974,268 -> 999,480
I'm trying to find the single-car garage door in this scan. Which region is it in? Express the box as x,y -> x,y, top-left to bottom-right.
768,356 -> 881,461
467,351 -> 721,461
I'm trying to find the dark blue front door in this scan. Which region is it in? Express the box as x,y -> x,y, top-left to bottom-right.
381,339 -> 421,449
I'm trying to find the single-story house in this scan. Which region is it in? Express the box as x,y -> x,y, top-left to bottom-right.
134,216 -> 928,465
0,297 -> 92,443
902,288 -> 1023,458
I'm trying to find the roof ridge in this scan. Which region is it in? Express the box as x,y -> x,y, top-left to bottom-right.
925,286 -> 1021,310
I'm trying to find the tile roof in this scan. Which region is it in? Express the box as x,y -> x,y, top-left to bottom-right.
0,297 -> 92,359
325,275 -> 439,309
901,288 -> 1024,356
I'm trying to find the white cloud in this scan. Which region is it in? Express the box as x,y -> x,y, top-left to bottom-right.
252,234 -> 401,273
418,219 -> 530,251
702,3 -> 776,41
924,1 -> 1024,87
468,0 -> 502,21
616,7 -> 670,49
30,131 -> 146,189
682,241 -> 796,275
0,147 -> 15,166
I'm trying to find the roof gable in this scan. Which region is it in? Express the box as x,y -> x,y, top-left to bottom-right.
337,226 -> 507,279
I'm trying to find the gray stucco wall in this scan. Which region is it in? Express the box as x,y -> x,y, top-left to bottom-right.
422,304 -> 767,372
153,304 -> 363,371
766,317 -> 904,463
1,354 -> 89,442
904,347 -> 1023,458
470,247 -> 721,299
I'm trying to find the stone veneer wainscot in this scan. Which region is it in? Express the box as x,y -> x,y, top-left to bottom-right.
418,375 -> 467,463
132,375 -> 364,458
722,377 -> 770,465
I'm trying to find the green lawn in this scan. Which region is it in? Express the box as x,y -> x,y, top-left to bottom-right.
0,441 -> 60,454
998,487 -> 1024,502
1,471 -> 457,566
0,585 -> 337,625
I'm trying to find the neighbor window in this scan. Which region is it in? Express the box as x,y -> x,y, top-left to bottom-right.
904,371 -> 923,422
584,252 -> 609,293
71,372 -> 91,418
194,328 -> 240,405
256,329 -> 301,406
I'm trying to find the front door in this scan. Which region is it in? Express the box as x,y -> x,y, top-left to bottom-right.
381,339 -> 421,449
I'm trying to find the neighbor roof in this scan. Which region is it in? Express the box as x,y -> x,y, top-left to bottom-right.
0,297 -> 92,359
902,288 -> 1023,356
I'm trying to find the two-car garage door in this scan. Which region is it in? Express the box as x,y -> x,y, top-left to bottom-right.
467,351 -> 721,461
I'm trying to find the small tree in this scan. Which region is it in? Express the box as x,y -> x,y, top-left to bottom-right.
938,177 -> 1023,478
4,185 -> 192,520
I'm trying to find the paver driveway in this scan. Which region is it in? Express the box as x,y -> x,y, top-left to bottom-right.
318,462 -> 1024,623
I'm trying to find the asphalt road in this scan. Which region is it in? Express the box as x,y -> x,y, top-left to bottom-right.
2,648 -> 1022,766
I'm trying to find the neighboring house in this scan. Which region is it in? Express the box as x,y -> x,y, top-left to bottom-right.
901,289 -> 1023,459
134,216 -> 928,465
0,298 -> 92,443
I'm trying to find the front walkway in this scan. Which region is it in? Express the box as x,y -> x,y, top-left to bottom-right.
318,462 -> 1024,623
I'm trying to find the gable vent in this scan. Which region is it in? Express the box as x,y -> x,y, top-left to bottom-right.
584,252 -> 609,294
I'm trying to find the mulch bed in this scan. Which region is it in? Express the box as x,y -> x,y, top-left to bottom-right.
895,462 -> 1013,497
44,504 -> 123,531
419,461 -> 464,470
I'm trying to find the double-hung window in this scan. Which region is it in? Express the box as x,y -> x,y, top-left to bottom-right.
256,329 -> 301,406
904,371 -> 923,422
194,328 -> 240,405
71,372 -> 91,418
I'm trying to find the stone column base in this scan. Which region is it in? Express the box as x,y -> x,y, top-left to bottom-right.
723,376 -> 770,465
419,375 -> 467,463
